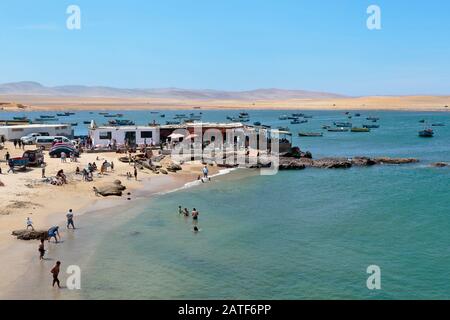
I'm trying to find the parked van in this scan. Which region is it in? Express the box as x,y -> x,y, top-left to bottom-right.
36,136 -> 73,150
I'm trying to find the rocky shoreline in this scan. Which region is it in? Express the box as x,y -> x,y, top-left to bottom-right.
277,156 -> 419,170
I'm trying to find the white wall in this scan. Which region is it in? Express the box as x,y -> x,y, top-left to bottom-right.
0,125 -> 73,140
90,128 -> 160,146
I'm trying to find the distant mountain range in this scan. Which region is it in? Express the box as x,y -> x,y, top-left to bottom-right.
0,81 -> 345,100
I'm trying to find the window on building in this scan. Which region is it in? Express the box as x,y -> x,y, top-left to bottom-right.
140,131 -> 153,138
99,131 -> 112,140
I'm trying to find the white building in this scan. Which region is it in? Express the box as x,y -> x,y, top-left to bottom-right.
89,125 -> 160,147
0,124 -> 73,140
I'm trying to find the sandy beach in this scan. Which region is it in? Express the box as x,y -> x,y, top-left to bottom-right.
0,95 -> 449,112
0,141 -> 219,298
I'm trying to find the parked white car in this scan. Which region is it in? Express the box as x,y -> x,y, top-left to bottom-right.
20,133 -> 43,145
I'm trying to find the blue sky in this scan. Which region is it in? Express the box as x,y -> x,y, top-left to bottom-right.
0,0 -> 449,96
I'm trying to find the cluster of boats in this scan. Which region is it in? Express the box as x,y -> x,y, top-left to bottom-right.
279,113 -> 312,125
226,112 -> 250,123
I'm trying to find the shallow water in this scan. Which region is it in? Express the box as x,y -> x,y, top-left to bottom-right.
4,110 -> 450,299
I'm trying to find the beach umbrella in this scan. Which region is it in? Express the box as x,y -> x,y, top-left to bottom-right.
168,133 -> 184,140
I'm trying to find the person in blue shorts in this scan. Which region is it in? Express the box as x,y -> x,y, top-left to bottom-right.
48,226 -> 60,243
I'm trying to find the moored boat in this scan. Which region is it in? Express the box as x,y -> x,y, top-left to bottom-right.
334,122 -> 352,127
328,127 -> 349,132
298,132 -> 323,137
419,128 -> 434,137
351,127 -> 370,132
363,124 -> 380,129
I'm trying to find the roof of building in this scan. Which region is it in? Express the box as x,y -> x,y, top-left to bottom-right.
0,123 -> 72,129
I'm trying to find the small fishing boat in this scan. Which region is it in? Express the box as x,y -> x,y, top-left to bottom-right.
366,116 -> 379,121
239,112 -> 249,117
291,119 -> 307,125
363,124 -> 380,129
99,112 -> 109,115
299,132 -> 323,137
292,113 -> 304,117
355,113 -> 361,117
166,121 -> 181,125
303,115 -> 313,119
279,115 -> 289,120
71,122 -> 78,126
351,127 -> 370,133
419,128 -> 434,137
334,122 -> 352,127
13,116 -> 28,120
83,121 -> 91,124
108,119 -> 135,126
277,126 -> 290,132
432,123 -> 445,127
160,114 -> 166,118
57,113 -> 69,116
66,112 -> 76,115
419,119 -> 426,123
322,125 -> 331,130
40,115 -> 56,119
150,111 -> 159,114
328,127 -> 349,132
253,121 -> 261,126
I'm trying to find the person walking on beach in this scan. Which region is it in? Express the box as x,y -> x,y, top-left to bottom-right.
38,239 -> 46,260
13,140 -> 17,149
66,209 -> 75,229
7,159 -> 14,174
51,261 -> 61,288
48,226 -> 60,243
202,165 -> 209,179
5,151 -> 10,162
61,152 -> 66,163
41,163 -> 46,178
26,217 -> 34,230
134,166 -> 138,181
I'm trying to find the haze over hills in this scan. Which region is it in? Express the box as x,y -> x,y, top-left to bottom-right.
0,81 -> 345,100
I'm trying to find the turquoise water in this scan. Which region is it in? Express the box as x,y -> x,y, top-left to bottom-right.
70,110 -> 450,300
4,109 -> 450,299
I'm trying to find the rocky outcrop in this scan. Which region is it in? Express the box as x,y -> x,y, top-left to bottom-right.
431,162 -> 449,167
12,229 -> 47,240
276,156 -> 419,170
372,157 -> 419,165
166,162 -> 182,173
93,180 -> 126,197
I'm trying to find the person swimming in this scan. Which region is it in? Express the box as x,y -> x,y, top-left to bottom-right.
193,226 -> 199,233
178,206 -> 183,215
183,208 -> 189,217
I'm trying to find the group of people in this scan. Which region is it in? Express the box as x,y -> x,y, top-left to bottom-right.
29,209 -> 76,288
12,139 -> 25,150
178,206 -> 201,232
60,152 -> 78,163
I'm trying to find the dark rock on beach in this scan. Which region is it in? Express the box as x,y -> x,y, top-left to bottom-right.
12,229 -> 47,241
93,180 -> 127,197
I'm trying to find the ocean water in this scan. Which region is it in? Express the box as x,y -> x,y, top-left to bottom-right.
3,109 -> 450,299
